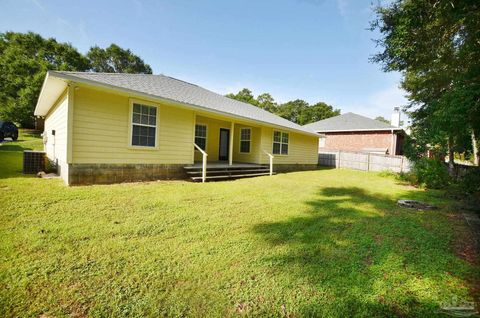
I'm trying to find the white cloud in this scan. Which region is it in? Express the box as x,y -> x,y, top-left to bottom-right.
339,85 -> 409,120
336,0 -> 348,17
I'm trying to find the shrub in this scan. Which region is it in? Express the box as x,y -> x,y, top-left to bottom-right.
456,168 -> 480,195
412,158 -> 451,189
44,158 -> 58,174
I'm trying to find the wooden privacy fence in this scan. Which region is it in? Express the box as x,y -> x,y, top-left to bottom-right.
318,151 -> 412,173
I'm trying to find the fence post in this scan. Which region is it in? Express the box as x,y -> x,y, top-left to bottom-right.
337,151 -> 341,168
367,152 -> 370,172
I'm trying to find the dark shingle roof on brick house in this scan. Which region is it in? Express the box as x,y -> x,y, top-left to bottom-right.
303,112 -> 402,133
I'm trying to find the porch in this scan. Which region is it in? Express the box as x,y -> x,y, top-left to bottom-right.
191,114 -> 275,182
184,162 -> 273,182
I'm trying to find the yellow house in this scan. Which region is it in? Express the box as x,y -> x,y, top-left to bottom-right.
34,71 -> 319,185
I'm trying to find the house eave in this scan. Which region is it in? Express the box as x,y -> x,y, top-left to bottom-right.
314,128 -> 404,133
34,72 -> 69,117
40,71 -> 319,137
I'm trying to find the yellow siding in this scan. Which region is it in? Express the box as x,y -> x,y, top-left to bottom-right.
194,116 -> 231,162
67,85 -> 317,166
232,124 -> 261,163
44,92 -> 68,162
44,90 -> 69,183
43,91 -> 68,183
72,87 -> 195,164
259,127 -> 318,165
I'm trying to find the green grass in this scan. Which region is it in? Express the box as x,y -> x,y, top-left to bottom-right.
0,131 -> 478,317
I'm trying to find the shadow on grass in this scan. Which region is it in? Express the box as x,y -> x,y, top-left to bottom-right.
253,186 -> 472,317
0,142 -> 33,152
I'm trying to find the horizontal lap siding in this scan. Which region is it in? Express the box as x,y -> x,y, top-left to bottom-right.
194,116 -> 231,162
44,92 -> 68,163
44,91 -> 70,183
233,125 -> 261,163
72,87 -> 194,164
259,128 -> 318,165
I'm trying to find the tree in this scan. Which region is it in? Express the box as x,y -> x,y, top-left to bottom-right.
256,93 -> 277,112
87,44 -> 152,74
0,33 -> 154,127
226,88 -> 258,106
375,116 -> 390,124
302,102 -> 340,125
276,99 -> 309,124
371,0 -> 480,166
226,88 -> 340,125
0,32 -> 90,127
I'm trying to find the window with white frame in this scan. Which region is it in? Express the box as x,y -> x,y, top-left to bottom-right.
240,128 -> 251,153
273,131 -> 289,155
195,124 -> 207,151
131,102 -> 157,147
319,134 -> 326,148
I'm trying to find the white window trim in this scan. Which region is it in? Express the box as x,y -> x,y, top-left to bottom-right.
239,127 -> 251,154
194,123 -> 208,152
128,98 -> 159,150
272,130 -> 289,155
319,134 -> 326,148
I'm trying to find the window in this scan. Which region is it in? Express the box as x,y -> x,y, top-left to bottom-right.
195,124 -> 207,150
273,131 -> 289,155
240,128 -> 251,153
319,135 -> 326,148
131,102 -> 157,147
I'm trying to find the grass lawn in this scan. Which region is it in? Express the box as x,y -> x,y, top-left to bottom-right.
0,131 -> 478,317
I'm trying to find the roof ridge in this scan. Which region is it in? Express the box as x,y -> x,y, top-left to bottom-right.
45,71 -> 315,135
159,75 -> 200,87
54,71 -> 202,87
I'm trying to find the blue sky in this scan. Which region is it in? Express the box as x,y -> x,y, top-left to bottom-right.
1,0 -> 407,120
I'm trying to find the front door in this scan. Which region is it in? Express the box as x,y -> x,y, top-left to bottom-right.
219,128 -> 230,161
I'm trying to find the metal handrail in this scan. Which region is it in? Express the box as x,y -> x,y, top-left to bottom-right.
194,143 -> 208,182
262,150 -> 274,176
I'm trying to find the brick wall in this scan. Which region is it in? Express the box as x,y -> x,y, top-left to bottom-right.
321,131 -> 397,154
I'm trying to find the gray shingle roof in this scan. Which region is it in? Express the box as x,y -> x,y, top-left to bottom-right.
303,112 -> 400,132
50,71 -> 316,136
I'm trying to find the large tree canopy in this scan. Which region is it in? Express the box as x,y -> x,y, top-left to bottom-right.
371,0 -> 480,164
226,88 -> 340,125
0,32 -> 153,127
87,44 -> 152,74
0,32 -> 90,127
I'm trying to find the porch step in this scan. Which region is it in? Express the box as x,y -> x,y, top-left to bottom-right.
183,164 -> 273,182
186,168 -> 270,175
190,172 -> 272,182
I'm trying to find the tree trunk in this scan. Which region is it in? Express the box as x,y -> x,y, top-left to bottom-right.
448,136 -> 455,175
472,129 -> 479,166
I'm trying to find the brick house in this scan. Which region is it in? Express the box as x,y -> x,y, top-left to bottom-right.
303,112 -> 405,155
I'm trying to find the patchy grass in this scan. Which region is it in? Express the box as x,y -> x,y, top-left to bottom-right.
0,132 -> 478,317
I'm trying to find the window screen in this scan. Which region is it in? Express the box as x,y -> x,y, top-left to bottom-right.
195,124 -> 207,150
132,103 -> 157,147
273,131 -> 289,155
240,128 -> 251,153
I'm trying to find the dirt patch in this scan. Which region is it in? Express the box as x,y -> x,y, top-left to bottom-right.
374,235 -> 384,244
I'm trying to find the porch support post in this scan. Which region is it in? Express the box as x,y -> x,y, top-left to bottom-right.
229,122 -> 234,165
